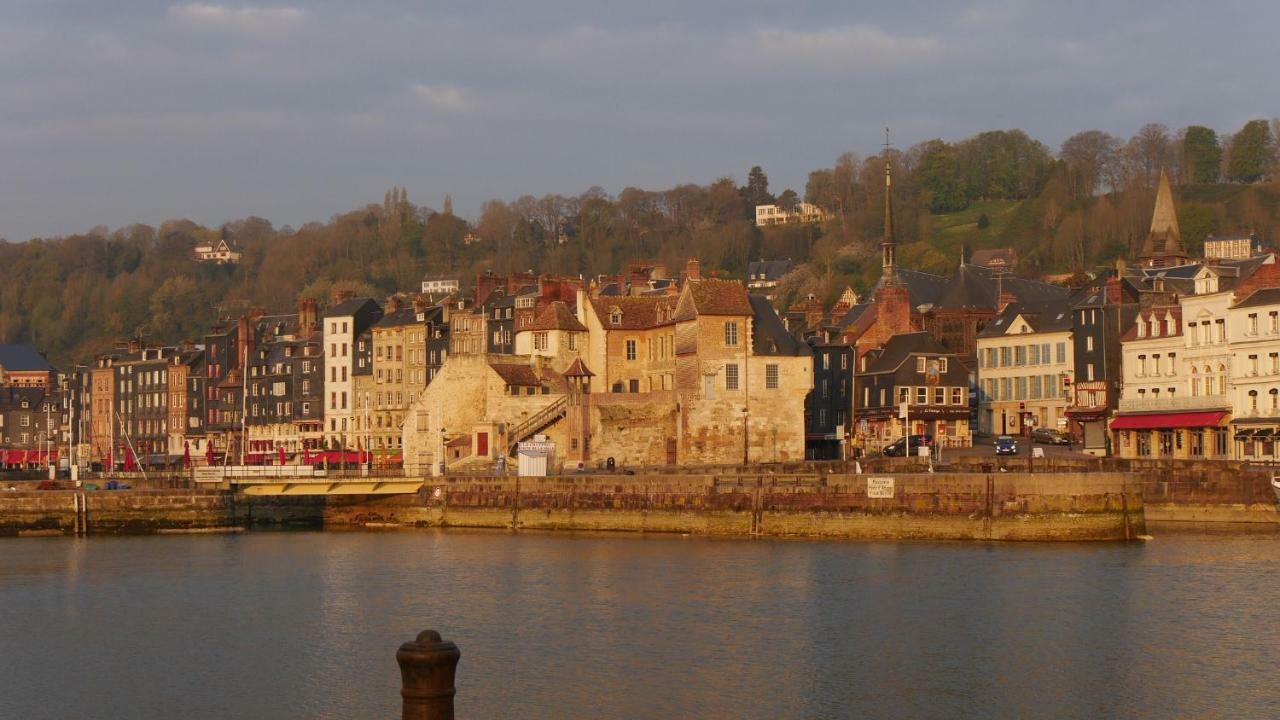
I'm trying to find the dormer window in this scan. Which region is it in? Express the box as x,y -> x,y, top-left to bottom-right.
609,308 -> 622,326
1137,320 -> 1146,338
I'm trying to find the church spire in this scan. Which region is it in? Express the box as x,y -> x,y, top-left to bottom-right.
880,128 -> 900,285
1138,168 -> 1188,268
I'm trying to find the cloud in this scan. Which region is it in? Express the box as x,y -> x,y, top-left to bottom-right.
743,25 -> 941,71
409,84 -> 469,112
168,3 -> 304,33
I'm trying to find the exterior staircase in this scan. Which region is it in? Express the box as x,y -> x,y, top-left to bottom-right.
507,396 -> 569,454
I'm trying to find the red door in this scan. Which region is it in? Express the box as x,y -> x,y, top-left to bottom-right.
476,432 -> 489,457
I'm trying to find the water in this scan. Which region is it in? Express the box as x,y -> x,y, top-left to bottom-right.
2,529 -> 1278,719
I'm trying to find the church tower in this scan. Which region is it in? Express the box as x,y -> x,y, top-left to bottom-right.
1137,169 -> 1190,268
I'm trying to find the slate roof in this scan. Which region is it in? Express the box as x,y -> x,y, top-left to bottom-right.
373,307 -> 419,329
748,259 -> 793,281
1120,306 -> 1183,342
0,344 -> 53,373
863,332 -> 949,374
322,297 -> 380,318
876,268 -> 950,307
525,302 -> 587,332
1232,287 -> 1280,309
977,301 -> 1075,338
749,295 -> 811,357
833,303 -> 871,331
0,386 -> 49,410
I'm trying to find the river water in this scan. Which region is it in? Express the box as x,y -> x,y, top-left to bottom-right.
2,529 -> 1278,719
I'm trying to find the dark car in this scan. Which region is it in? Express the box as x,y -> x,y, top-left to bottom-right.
1031,428 -> 1071,445
882,434 -> 934,457
994,435 -> 1018,456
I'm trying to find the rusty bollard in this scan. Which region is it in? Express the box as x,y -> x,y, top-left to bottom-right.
397,630 -> 461,720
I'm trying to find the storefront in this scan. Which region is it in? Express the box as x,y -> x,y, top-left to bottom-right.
1109,411 -> 1231,460
1232,422 -> 1280,461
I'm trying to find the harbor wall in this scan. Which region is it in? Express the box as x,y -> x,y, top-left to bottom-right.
0,472 -> 1145,541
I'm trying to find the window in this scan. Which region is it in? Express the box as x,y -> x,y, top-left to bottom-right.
724,322 -> 739,347
898,387 -> 909,404
951,387 -> 963,405
1086,336 -> 1094,352
1271,312 -> 1279,334
917,357 -> 927,373
999,347 -> 1010,367
1272,353 -> 1279,374
1249,314 -> 1259,335
934,387 -> 946,405
1056,343 -> 1066,363
766,364 -> 779,389
626,340 -> 637,361
915,387 -> 927,404
725,364 -> 739,390
1137,355 -> 1146,377
610,308 -> 622,326
1251,355 -> 1260,375
1014,346 -> 1026,366
567,333 -> 576,351
1216,319 -> 1226,342
533,332 -> 548,351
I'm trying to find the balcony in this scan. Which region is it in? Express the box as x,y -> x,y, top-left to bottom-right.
1117,395 -> 1229,413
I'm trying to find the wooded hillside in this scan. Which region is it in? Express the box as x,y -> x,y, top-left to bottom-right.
3,120 -> 1278,367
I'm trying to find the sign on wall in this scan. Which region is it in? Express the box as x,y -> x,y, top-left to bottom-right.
866,476 -> 895,498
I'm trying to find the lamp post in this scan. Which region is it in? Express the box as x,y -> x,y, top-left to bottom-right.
741,406 -> 749,467
438,426 -> 446,477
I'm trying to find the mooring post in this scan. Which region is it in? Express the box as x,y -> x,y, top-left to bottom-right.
397,629 -> 461,720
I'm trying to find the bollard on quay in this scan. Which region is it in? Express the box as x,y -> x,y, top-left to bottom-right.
397,630 -> 461,720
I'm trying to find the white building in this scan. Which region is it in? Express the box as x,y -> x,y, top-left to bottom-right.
322,297 -> 383,447
754,202 -> 829,227
1204,233 -> 1261,261
1227,286 -> 1280,459
975,302 -> 1074,436
421,277 -> 460,295
193,239 -> 242,264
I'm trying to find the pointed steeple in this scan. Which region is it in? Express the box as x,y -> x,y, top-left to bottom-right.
1138,169 -> 1189,268
880,130 -> 900,285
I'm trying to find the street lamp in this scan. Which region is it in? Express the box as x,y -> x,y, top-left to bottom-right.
438,426 -> 447,477
741,407 -> 749,467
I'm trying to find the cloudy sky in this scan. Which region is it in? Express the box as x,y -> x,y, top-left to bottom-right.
1,1 -> 1275,240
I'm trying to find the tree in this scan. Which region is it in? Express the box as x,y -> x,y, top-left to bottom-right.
913,140 -> 968,213
741,165 -> 774,208
1227,119 -> 1275,183
776,189 -> 799,212
1124,123 -> 1173,189
1182,126 -> 1222,184
1060,130 -> 1121,199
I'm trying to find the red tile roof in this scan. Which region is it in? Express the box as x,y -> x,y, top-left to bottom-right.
525,301 -> 586,332
673,279 -> 752,321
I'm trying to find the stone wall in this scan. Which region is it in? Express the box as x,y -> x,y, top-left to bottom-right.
0,472 -> 1145,541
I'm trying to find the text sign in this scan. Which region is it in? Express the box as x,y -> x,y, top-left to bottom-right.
866,476 -> 895,499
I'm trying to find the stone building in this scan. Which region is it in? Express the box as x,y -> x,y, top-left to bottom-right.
0,386 -> 66,466
1136,170 -> 1191,268
243,301 -> 325,461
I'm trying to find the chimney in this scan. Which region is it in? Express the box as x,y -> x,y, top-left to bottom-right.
684,258 -> 701,281
1105,275 -> 1122,305
298,297 -> 318,338
332,289 -> 355,305
997,291 -> 1016,313
413,295 -> 428,314
127,337 -> 141,354
385,295 -> 401,313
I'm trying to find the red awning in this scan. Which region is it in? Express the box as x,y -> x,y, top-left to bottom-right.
1110,411 -> 1228,431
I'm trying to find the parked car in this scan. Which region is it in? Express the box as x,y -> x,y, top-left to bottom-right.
882,434 -> 934,457
994,435 -> 1018,456
1031,428 -> 1071,445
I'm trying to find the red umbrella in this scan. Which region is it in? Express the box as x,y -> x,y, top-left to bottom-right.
278,446 -> 286,466
303,447 -> 311,465
183,442 -> 192,469
205,442 -> 215,466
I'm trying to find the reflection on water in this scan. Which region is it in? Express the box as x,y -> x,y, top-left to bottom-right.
2,530 -> 1278,719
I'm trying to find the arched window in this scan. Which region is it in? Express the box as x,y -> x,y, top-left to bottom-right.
1249,390 -> 1259,412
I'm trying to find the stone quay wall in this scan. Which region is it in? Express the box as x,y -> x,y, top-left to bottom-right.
0,472 -> 1144,541
321,472 -> 1144,542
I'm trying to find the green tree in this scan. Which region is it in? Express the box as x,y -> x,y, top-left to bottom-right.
1227,119 -> 1275,183
1182,126 -> 1222,183
776,189 -> 799,212
741,165 -> 774,209
914,140 -> 968,213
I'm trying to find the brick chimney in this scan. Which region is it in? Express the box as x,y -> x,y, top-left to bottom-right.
1105,275 -> 1123,305
684,258 -> 701,281
385,295 -> 401,313
298,297 -> 318,338
412,295 -> 429,314
997,290 -> 1016,312
127,337 -> 142,354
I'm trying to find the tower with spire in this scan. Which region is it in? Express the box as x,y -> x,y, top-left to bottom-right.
880,129 -> 900,286
1137,169 -> 1190,268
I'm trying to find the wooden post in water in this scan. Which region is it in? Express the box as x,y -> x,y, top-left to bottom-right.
397,629 -> 461,720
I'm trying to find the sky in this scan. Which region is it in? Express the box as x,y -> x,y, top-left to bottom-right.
1,1 -> 1276,241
